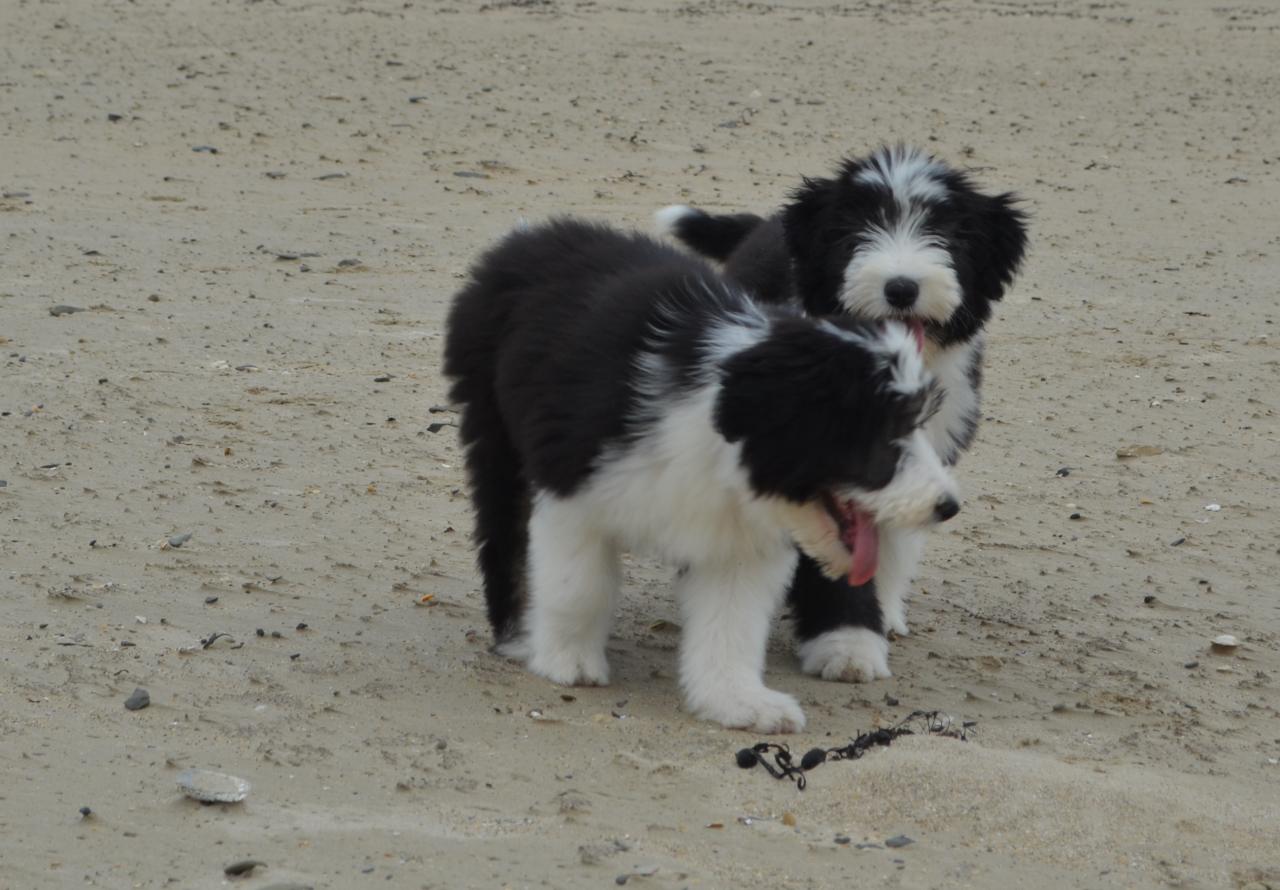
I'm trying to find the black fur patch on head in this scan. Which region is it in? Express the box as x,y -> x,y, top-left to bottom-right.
782,147 -> 1028,347
714,319 -> 925,502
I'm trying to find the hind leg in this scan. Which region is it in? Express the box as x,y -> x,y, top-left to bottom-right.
459,405 -> 530,645
524,493 -> 618,686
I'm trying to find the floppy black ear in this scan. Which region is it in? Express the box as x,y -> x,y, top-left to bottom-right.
715,325 -> 871,501
781,176 -> 847,315
963,191 -> 1028,303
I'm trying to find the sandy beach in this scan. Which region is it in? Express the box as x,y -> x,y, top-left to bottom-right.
2,0 -> 1277,887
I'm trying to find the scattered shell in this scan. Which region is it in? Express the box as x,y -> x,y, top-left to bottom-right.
1210,634 -> 1238,653
177,768 -> 251,803
1204,503 -> 1222,512
1116,444 -> 1163,459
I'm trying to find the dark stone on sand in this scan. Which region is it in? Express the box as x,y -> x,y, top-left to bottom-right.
50,305 -> 85,316
884,835 -> 914,848
124,688 -> 150,710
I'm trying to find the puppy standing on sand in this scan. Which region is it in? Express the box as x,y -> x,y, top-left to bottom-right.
444,218 -> 960,732
658,145 -> 1028,682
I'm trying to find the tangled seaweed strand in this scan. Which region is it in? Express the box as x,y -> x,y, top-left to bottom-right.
735,710 -> 975,790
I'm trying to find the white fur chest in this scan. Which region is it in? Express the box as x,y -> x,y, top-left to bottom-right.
579,385 -> 790,567
922,335 -> 982,465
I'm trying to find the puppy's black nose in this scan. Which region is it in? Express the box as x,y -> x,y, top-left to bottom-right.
934,496 -> 960,523
884,277 -> 919,309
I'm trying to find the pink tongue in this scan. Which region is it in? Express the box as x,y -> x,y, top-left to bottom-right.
840,505 -> 880,587
908,319 -> 925,353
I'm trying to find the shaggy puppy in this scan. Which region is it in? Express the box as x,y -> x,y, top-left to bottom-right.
656,146 -> 1027,681
444,218 -> 960,732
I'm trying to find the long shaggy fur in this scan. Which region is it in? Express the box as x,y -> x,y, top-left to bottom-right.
444,217 -> 959,731
657,146 -> 1028,680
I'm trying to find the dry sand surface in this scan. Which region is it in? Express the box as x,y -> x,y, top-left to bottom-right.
2,0 -> 1279,887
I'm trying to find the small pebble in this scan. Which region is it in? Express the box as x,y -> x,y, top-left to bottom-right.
337,258 -> 361,268
79,806 -> 92,818
167,532 -> 192,548
884,694 -> 899,706
884,835 -> 914,848
834,835 -> 851,845
1184,661 -> 1199,669
373,374 -> 392,383
124,688 -> 150,711
295,622 -> 308,631
1169,536 -> 1186,546
1068,512 -> 1082,520
204,596 -> 218,605
192,145 -> 219,154
224,860 -> 265,877
1143,595 -> 1156,604
49,304 -> 85,316
781,811 -> 797,827
1055,467 -> 1071,477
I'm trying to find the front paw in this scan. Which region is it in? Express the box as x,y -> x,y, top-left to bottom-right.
882,603 -> 910,638
527,645 -> 610,687
687,683 -> 806,734
796,628 -> 891,683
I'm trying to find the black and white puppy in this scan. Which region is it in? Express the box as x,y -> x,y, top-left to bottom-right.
444,218 -> 960,732
656,145 -> 1027,682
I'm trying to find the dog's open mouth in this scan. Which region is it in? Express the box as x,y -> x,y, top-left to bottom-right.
886,316 -> 927,353
907,318 -> 926,352
823,494 -> 880,586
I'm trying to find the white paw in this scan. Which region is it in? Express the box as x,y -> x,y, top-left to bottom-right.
688,684 -> 806,734
527,645 -> 610,687
882,604 -> 910,638
796,628 -> 891,683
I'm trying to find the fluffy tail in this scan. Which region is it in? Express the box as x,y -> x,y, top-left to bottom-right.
654,205 -> 765,262
443,287 -> 530,645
